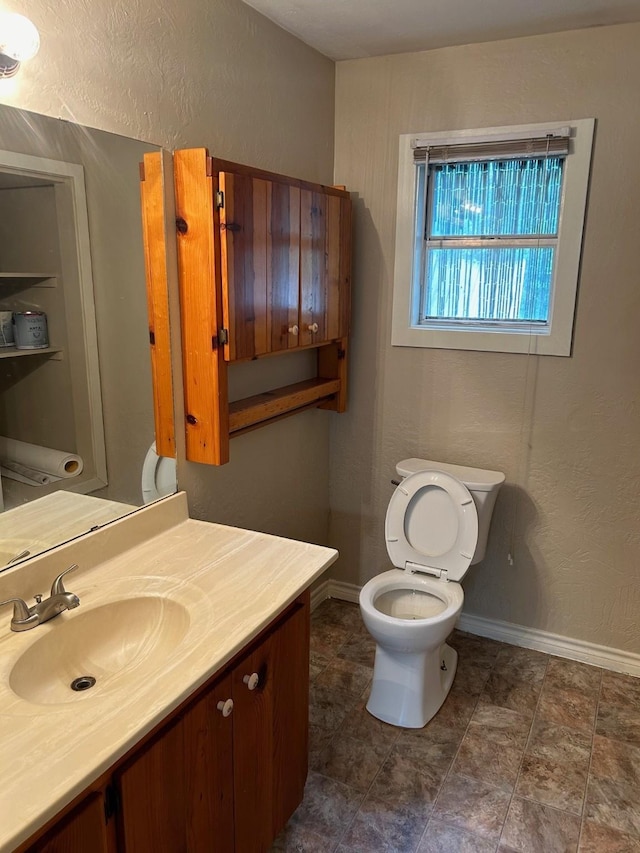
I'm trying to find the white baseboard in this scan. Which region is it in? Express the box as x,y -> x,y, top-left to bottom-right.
315,579 -> 640,677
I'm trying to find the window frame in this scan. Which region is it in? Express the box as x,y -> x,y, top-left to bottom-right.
391,119 -> 595,356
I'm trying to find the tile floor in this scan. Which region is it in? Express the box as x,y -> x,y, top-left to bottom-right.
271,599 -> 640,853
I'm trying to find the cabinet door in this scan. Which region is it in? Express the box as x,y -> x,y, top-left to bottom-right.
24,793 -> 111,853
116,674 -> 234,853
270,596 -> 310,837
184,674 -> 235,853
116,716 -> 186,853
267,180 -> 301,354
232,634 -> 274,852
299,191 -> 351,348
232,596 -> 311,850
220,171 -> 269,361
220,173 -> 300,361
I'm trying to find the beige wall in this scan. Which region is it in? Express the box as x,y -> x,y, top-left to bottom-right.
332,23 -> 640,652
2,0 -> 336,545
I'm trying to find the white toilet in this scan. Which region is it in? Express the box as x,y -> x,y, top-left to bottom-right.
141,442 -> 178,504
359,458 -> 505,728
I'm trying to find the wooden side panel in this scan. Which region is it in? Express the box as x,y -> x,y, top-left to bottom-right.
184,674 -> 235,853
338,195 -> 352,339
299,189 -> 328,347
232,637 -> 274,853
139,151 -> 176,459
268,182 -> 300,353
318,338 -> 348,413
271,595 -> 310,837
325,193 -> 342,341
24,794 -> 110,853
117,718 -> 185,853
174,148 -> 229,465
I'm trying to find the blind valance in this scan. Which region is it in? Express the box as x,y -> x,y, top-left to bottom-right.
412,132 -> 570,164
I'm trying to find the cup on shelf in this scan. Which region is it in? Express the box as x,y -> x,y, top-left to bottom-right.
13,310 -> 48,349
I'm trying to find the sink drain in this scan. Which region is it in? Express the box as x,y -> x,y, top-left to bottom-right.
70,675 -> 96,692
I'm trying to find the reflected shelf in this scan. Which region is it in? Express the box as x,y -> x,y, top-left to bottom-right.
0,272 -> 57,287
0,346 -> 63,360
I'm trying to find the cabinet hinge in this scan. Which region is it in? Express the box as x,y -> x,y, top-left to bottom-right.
213,329 -> 229,349
216,190 -> 224,209
104,783 -> 120,823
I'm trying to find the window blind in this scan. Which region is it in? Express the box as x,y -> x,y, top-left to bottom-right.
413,134 -> 570,164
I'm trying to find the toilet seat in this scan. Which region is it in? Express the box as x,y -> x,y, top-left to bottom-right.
360,569 -> 464,628
141,442 -> 177,503
385,470 -> 478,582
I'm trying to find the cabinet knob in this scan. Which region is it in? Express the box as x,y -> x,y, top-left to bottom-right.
288,325 -> 299,336
307,323 -> 319,334
242,672 -> 260,691
217,698 -> 234,717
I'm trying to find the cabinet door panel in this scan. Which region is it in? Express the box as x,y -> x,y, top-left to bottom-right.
25,793 -> 110,853
232,638 -> 274,852
117,717 -> 186,853
184,674 -> 235,853
221,172 -> 269,361
299,189 -> 328,347
300,191 -> 350,347
268,181 -> 300,353
271,600 -> 310,837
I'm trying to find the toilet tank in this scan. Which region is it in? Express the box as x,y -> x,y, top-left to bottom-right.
396,458 -> 505,565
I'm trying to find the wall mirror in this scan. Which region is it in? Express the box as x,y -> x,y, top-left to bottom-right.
0,103 -> 176,570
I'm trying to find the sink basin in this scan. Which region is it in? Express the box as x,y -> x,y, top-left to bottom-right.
9,596 -> 191,705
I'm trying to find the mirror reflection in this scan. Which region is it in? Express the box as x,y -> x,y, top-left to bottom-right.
0,104 -> 176,568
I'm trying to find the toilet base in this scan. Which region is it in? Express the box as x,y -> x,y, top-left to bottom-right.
366,642 -> 458,728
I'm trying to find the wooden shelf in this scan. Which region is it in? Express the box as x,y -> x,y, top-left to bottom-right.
0,272 -> 57,287
0,346 -> 63,360
229,377 -> 340,435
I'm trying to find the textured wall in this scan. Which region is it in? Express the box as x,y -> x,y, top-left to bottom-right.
0,0 -> 335,180
1,0 -> 336,545
332,23 -> 640,651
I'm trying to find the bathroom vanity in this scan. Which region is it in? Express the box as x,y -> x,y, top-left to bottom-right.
0,493 -> 337,852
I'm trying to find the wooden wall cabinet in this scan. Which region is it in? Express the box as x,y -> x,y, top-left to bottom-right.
142,148 -> 352,466
20,594 -> 310,853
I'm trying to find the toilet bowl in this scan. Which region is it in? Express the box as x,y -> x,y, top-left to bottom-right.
359,459 -> 504,728
141,442 -> 177,504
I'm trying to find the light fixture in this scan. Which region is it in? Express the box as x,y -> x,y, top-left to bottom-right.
0,13 -> 39,78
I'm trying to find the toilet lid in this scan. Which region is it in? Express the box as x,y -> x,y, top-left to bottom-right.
385,469 -> 478,581
142,442 -> 177,503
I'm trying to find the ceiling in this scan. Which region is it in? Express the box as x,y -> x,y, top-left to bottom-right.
241,0 -> 640,60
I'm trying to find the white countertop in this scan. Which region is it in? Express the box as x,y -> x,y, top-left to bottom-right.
0,494 -> 337,852
0,491 -> 138,565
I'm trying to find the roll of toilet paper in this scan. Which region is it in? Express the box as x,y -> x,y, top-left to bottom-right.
0,436 -> 83,479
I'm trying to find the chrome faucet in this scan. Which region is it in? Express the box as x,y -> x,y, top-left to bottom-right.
0,565 -> 80,632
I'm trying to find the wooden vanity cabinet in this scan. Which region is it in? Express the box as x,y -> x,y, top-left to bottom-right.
19,593 -> 310,853
24,793 -> 111,853
116,672 -> 235,852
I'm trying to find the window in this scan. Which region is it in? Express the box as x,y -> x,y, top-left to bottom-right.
392,120 -> 595,355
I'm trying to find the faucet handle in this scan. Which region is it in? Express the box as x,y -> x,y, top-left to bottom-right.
0,597 -> 31,622
50,564 -> 78,596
